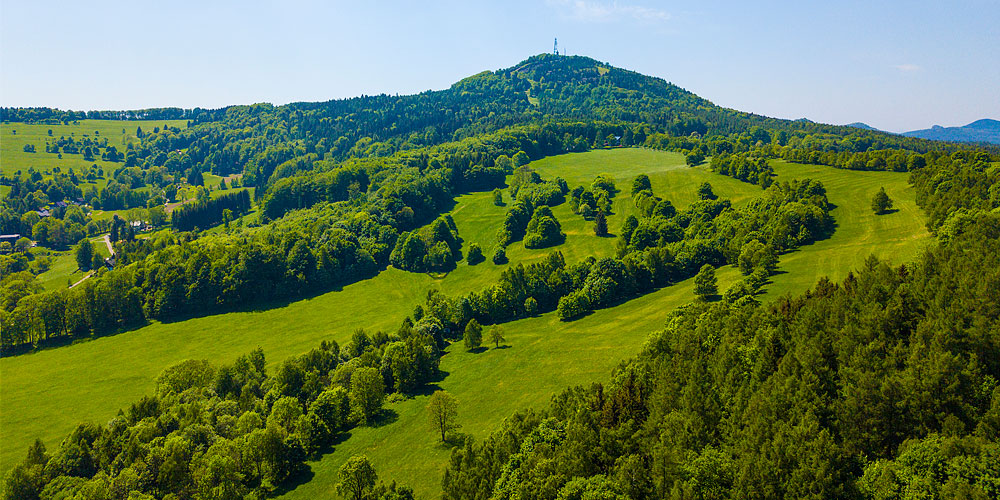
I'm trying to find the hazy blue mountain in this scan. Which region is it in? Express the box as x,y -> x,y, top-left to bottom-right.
845,122 -> 882,132
902,119 -> 1000,144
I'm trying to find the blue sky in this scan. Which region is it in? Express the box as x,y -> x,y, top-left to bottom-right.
1,0 -> 997,132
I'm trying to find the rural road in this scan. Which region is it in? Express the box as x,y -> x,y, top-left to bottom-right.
69,234 -> 115,289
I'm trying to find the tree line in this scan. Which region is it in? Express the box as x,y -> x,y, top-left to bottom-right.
171,190 -> 251,231
409,173 -> 831,334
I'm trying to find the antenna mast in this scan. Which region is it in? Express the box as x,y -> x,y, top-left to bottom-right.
554,38 -> 559,55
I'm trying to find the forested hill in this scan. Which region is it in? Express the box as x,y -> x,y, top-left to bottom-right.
4,54 -> 989,187
3,53 -> 999,355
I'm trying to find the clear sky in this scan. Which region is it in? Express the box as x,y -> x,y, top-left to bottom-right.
1,1 -> 997,132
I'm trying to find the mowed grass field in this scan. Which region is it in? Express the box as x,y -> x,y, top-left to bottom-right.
0,119 -> 188,179
762,160 -> 932,298
0,149 -> 930,497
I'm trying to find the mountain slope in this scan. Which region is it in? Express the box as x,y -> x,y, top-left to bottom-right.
903,118 -> 1000,143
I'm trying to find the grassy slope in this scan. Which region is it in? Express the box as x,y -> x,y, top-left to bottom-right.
278,268 -> 744,500
0,120 -> 187,179
762,161 -> 932,299
0,149 -> 930,497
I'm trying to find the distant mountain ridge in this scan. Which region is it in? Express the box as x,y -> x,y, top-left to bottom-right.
902,119 -> 1000,144
844,122 -> 882,132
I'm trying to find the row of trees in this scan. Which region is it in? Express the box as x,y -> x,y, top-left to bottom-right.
709,151 -> 776,186
406,173 -> 831,334
171,189 -> 251,231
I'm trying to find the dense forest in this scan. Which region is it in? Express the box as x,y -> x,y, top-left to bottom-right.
2,53 -> 999,499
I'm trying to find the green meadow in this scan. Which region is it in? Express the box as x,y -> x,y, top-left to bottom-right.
762,160 -> 933,298
0,148 -> 931,497
0,119 -> 187,178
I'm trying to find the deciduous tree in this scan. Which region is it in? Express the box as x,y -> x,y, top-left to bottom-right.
75,238 -> 93,271
350,367 -> 385,425
594,210 -> 608,236
426,391 -> 459,442
489,325 -> 506,348
464,319 -> 482,350
337,455 -> 378,500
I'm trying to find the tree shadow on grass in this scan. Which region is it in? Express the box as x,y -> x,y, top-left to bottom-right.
563,309 -> 595,322
276,424 -> 363,494
425,369 -> 450,385
275,464 -> 316,496
441,431 -> 472,448
368,408 -> 400,428
877,208 -> 900,215
467,346 -> 489,354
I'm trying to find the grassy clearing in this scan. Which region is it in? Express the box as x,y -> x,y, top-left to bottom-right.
0,148 -> 735,475
32,236 -> 111,291
0,120 -> 187,178
762,161 -> 932,299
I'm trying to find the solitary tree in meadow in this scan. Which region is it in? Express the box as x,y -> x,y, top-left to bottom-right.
492,247 -> 507,265
467,243 -> 484,265
464,319 -> 483,350
426,391 -> 460,442
872,187 -> 893,214
489,325 -> 506,348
